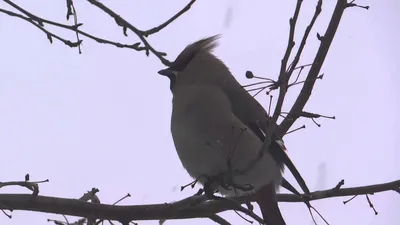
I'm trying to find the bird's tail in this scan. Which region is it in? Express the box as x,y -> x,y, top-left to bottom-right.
255,184 -> 286,225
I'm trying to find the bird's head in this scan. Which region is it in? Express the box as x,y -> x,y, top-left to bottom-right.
158,35 -> 233,91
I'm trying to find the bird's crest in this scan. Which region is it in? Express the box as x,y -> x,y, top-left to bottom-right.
169,34 -> 221,71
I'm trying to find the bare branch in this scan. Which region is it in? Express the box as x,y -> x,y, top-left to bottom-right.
272,0 -> 303,123
0,8 -> 82,48
0,179 -> 397,222
347,1 -> 370,10
113,193 -> 131,205
1,0 -> 196,66
67,0 -> 82,54
365,194 -> 378,215
0,178 -> 49,196
285,124 -> 306,135
86,0 -> 171,65
286,0 -> 322,78
142,0 -> 197,36
0,0 -> 381,224
343,195 -> 358,204
277,0 -> 355,137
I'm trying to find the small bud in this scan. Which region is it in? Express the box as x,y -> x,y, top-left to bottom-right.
317,33 -> 323,41
245,71 -> 254,79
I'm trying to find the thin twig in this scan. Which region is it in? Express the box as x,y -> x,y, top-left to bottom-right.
113,194 -> 131,205
272,0 -> 304,123
1,0 -> 192,66
86,0 -> 171,65
286,0 -> 322,78
69,0 -> 82,54
0,8 -> 81,47
2,1 -> 148,51
142,0 -> 197,36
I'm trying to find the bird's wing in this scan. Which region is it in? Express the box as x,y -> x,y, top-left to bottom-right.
223,86 -> 311,196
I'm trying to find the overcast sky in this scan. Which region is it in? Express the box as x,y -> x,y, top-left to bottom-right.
0,0 -> 399,224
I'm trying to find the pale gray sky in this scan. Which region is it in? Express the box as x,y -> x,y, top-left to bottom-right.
0,0 -> 399,225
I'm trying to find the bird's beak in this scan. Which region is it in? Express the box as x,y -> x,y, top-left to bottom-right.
158,69 -> 173,76
158,69 -> 178,78
158,68 -> 178,90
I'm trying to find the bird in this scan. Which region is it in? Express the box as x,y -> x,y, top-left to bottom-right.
158,35 -> 308,224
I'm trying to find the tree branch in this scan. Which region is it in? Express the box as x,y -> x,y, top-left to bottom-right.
277,0 -> 351,136
1,0 -> 197,66
86,0 -> 171,65
0,0 -> 379,224
141,0 -> 196,36
0,179 -> 398,223
0,5 -> 143,51
0,8 -> 82,48
271,0 -> 303,123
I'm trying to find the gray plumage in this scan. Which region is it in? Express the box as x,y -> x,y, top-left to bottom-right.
159,35 -> 286,224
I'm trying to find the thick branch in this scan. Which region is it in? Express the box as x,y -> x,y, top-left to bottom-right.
0,180 -> 398,222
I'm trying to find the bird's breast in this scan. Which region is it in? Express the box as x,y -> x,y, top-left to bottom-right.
170,86 -> 282,196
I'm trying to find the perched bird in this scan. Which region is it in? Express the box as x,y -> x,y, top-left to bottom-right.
159,35 -> 308,224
